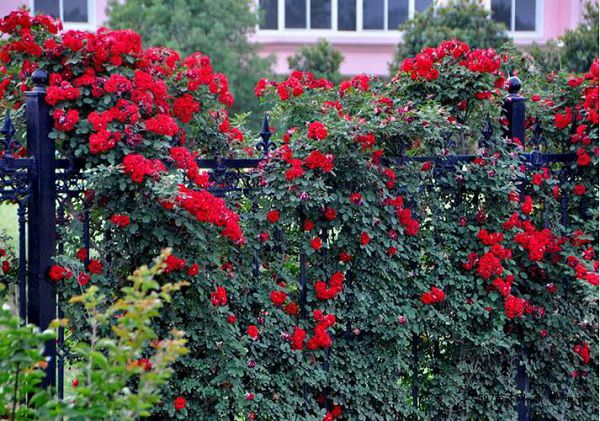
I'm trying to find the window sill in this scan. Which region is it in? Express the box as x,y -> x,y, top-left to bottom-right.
251,30 -> 402,45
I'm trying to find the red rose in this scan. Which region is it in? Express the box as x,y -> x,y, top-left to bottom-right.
349,193 -> 362,205
323,207 -> 337,221
421,161 -> 432,171
291,326 -> 307,350
284,302 -> 299,315
521,195 -> 533,215
266,209 -> 280,223
49,265 -> 70,281
504,294 -> 526,319
247,325 -> 259,340
303,219 -> 315,231
187,263 -> 199,276
573,341 -> 590,364
110,214 -> 130,227
174,396 -> 186,411
360,232 -> 371,246
420,286 -> 445,305
573,185 -> 586,195
310,237 -> 323,250
76,247 -> 88,262
77,273 -> 91,286
307,121 -> 328,140
270,290 -> 287,306
211,286 -> 228,306
226,314 -> 237,324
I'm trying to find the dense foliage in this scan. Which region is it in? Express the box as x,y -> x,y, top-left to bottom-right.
106,0 -> 274,115
0,9 -> 598,420
287,39 -> 344,84
390,0 -> 509,74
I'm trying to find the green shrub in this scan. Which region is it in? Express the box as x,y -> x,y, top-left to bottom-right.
0,250 -> 187,419
287,39 -> 344,83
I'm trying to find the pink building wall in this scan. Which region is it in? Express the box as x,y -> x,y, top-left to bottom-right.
0,0 -> 595,76
253,0 -> 597,75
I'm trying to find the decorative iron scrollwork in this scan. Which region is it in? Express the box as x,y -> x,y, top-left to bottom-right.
479,119 -> 494,148
530,119 -> 546,151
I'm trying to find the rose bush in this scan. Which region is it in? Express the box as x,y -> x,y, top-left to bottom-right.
0,10 -> 597,420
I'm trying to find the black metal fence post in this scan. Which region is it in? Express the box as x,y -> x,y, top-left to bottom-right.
503,76 -> 526,145
26,68 -> 57,388
504,76 -> 530,421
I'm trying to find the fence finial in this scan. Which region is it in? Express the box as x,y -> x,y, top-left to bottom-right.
506,76 -> 521,95
1,112 -> 16,157
31,69 -> 48,92
256,112 -> 276,156
1,111 -> 15,139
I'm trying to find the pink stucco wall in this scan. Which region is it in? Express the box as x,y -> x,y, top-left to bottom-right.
254,0 -> 597,75
1,0 -> 595,76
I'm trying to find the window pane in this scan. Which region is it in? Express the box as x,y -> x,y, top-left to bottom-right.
338,0 -> 356,30
34,0 -> 60,18
515,0 -> 536,31
363,0 -> 384,30
491,0 -> 511,30
415,0 -> 433,13
311,0 -> 331,29
388,0 -> 408,30
285,0 -> 307,28
259,0 -> 278,29
63,0 -> 88,22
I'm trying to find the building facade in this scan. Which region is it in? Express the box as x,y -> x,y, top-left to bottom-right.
0,0 -> 594,75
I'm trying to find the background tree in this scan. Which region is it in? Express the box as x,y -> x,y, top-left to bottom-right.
389,0 -> 509,73
554,1 -> 598,72
287,39 -> 344,83
107,0 -> 274,115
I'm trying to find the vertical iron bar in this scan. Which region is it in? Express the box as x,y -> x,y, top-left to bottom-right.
297,210 -> 308,404
26,69 -> 57,388
433,339 -> 441,421
504,76 -> 530,421
516,345 -> 530,421
17,200 -> 27,322
56,196 -> 65,400
412,334 -> 419,413
559,168 -> 570,232
299,251 -> 307,319
320,228 -> 330,411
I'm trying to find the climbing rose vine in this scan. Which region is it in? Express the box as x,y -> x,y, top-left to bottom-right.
0,10 -> 598,420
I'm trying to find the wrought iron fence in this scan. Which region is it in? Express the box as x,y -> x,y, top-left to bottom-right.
0,69 -> 579,420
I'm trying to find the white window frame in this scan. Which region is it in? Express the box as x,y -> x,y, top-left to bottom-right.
30,0 -> 96,31
483,0 -> 543,39
256,0 -> 543,40
257,0 -> 430,37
